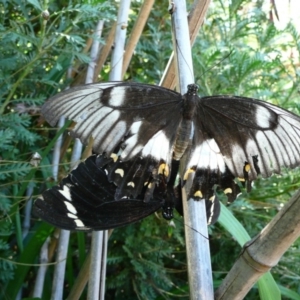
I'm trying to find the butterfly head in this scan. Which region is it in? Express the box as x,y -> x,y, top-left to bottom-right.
162,206 -> 174,220
187,84 -> 199,96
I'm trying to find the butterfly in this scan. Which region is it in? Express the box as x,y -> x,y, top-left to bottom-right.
33,82 -> 300,230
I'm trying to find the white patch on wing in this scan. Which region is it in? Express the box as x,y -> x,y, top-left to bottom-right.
43,83 -> 118,125
74,219 -> 85,228
120,121 -> 143,159
59,186 -> 72,201
92,110 -> 121,149
264,129 -> 287,166
121,135 -> 143,159
64,201 -> 77,215
256,131 -> 283,172
108,86 -> 126,106
255,106 -> 272,128
225,143 -> 246,177
283,114 -> 300,130
67,213 -> 77,219
244,139 -> 260,162
51,88 -> 103,123
187,139 -> 225,172
277,118 -> 299,165
142,130 -> 171,161
130,120 -> 142,134
73,106 -> 115,144
101,120 -> 127,153
73,94 -> 104,121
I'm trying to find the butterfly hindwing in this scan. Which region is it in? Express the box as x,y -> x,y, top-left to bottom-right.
181,127 -> 239,224
33,155 -> 168,230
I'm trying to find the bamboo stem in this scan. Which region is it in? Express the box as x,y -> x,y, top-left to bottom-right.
170,0 -> 213,298
215,189 -> 300,299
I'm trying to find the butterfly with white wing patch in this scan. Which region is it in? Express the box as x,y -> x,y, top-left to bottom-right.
33,82 -> 300,231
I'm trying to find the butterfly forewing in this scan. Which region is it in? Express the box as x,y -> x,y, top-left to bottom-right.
199,95 -> 300,180
42,82 -> 183,159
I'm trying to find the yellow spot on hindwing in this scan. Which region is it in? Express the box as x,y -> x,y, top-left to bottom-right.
115,168 -> 124,177
224,188 -> 232,194
194,190 -> 203,198
244,163 -> 251,173
209,195 -> 215,201
158,163 -> 169,177
110,153 -> 118,162
237,177 -> 245,182
183,168 -> 195,181
127,181 -> 135,187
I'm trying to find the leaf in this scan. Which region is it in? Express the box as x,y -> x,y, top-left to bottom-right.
1,222 -> 53,300
218,203 -> 281,299
278,284 -> 300,300
26,0 -> 42,11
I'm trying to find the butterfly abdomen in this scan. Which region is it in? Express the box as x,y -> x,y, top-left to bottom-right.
173,87 -> 198,160
173,119 -> 193,160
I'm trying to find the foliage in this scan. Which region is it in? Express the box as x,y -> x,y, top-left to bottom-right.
0,0 -> 300,299
0,0 -> 115,297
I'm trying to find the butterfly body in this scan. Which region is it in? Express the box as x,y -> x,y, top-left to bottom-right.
34,82 -> 300,230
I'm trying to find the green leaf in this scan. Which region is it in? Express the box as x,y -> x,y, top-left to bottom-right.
258,273 -> 281,300
218,202 -> 251,245
278,284 -> 300,300
2,222 -> 53,300
219,203 -> 281,300
26,0 -> 43,11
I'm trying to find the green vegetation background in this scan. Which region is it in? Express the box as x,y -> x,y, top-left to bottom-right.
0,0 -> 300,299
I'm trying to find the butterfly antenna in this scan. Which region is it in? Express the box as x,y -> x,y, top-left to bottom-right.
173,217 -> 209,240
174,37 -> 194,82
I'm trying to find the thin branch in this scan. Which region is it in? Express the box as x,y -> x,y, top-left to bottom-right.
170,0 -> 213,298
160,0 -> 211,89
93,23 -> 117,81
87,231 -> 104,299
51,230 -> 70,299
32,238 -> 50,297
51,20 -> 104,297
67,252 -> 91,300
83,18 -> 108,300
110,0 -> 132,80
122,0 -> 155,77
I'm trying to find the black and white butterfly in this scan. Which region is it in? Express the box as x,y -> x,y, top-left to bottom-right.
33,82 -> 300,230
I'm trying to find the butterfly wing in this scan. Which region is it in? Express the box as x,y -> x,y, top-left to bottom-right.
37,84 -> 300,229
199,95 -> 300,180
42,82 -> 183,160
180,93 -> 300,224
181,124 -> 239,224
33,155 -> 168,230
42,82 -> 185,203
